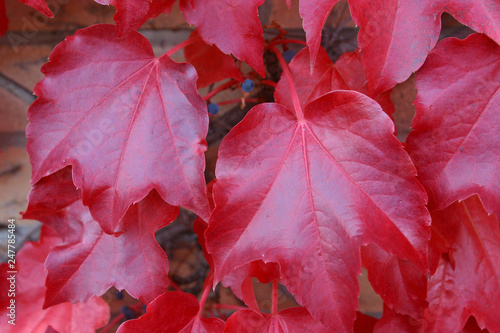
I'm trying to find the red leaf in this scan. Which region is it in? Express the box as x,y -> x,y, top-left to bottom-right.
373,305 -> 422,333
180,0 -> 266,76
406,34 -> 500,217
354,312 -> 377,333
424,196 -> 500,332
361,244 -> 428,319
275,47 -> 394,117
224,307 -> 330,332
117,291 -> 224,333
23,167 -> 179,307
0,227 -> 110,333
206,91 -> 430,330
0,0 -> 7,36
94,0 -> 176,36
184,30 -> 243,88
299,0 -> 340,66
17,0 -> 53,17
348,0 -> 500,95
26,24 -> 210,233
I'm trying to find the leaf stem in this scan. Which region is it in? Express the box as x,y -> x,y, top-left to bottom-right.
197,272 -> 214,317
272,279 -> 278,315
268,45 -> 304,121
203,79 -> 240,102
217,98 -> 259,106
261,79 -> 277,88
165,35 -> 202,57
211,304 -> 249,311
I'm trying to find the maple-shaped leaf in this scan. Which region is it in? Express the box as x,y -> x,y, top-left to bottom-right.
373,305 -> 422,333
224,307 -> 331,332
0,0 -> 7,36
299,0 -> 340,66
94,0 -> 175,36
347,0 -> 500,95
0,227 -> 110,333
406,34 -> 500,217
179,0 -> 266,76
206,90 -> 430,330
17,0 -> 53,17
22,167 -> 179,307
424,196 -> 500,332
26,24 -> 210,233
275,47 -> 394,117
184,30 -> 243,88
117,291 -> 225,332
361,244 -> 428,319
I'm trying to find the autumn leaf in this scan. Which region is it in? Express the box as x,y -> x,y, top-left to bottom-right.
180,0 -> 266,76
184,30 -> 243,88
26,24 -> 210,233
0,0 -> 7,36
406,33 -> 500,217
0,227 -> 109,333
94,0 -> 176,36
206,90 -> 430,330
425,196 -> 500,332
117,291 -> 225,332
22,167 -> 179,307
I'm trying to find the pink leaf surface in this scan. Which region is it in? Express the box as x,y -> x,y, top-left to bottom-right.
26,24 -> 210,233
23,167 -> 179,307
180,0 -> 266,76
206,90 -> 430,330
406,34 -> 500,217
117,291 -> 224,333
348,0 -> 500,95
0,227 -> 109,333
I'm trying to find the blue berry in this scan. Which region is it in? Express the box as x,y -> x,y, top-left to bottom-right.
143,304 -> 147,313
241,79 -> 255,93
115,291 -> 124,300
283,49 -> 296,62
207,103 -> 220,115
121,305 -> 135,320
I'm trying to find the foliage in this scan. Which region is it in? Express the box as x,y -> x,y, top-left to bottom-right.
1,0 -> 499,332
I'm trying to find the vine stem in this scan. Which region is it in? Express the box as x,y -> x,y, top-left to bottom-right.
272,279 -> 278,315
197,272 -> 214,317
261,79 -> 277,88
165,35 -> 202,57
203,79 -> 240,102
268,45 -> 304,121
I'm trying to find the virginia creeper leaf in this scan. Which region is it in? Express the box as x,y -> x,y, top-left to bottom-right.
299,0 -> 340,66
354,312 -> 377,333
22,167 -> 179,308
361,244 -> 428,319
206,91 -> 430,331
117,291 -> 225,333
348,0 -> 500,95
18,0 -> 53,17
424,196 -> 500,332
373,305 -> 422,333
406,34 -> 500,217
224,307 -> 330,333
26,24 -> 210,233
184,30 -> 243,88
94,0 -> 176,36
180,0 -> 266,76
0,227 -> 110,333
